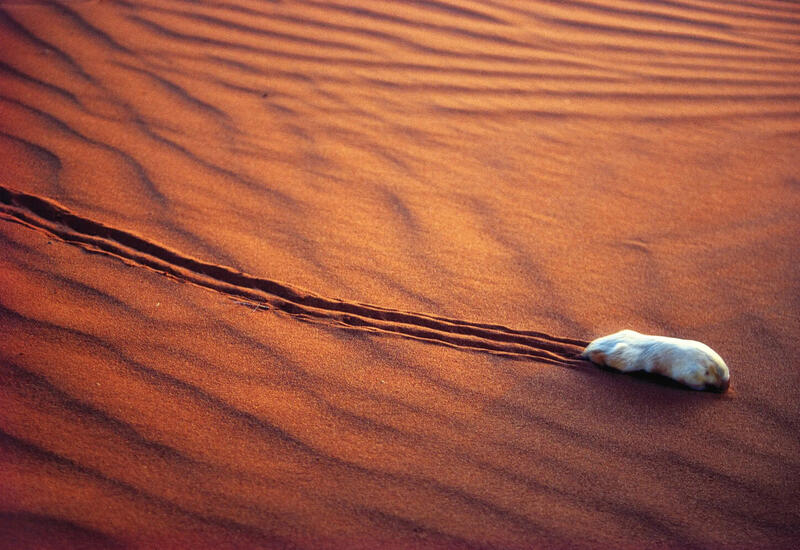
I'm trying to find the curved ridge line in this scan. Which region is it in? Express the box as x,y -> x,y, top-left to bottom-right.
0,185 -> 588,363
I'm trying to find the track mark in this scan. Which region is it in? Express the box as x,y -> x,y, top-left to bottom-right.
0,185 -> 588,365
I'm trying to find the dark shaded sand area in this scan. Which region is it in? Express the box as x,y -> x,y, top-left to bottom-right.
1,0 -> 799,548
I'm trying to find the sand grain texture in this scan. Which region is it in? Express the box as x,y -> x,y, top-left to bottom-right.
1,0 -> 799,548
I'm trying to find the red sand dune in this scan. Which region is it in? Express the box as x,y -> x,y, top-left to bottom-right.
1,0 -> 799,548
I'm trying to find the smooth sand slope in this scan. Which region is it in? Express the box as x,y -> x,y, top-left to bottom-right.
1,0 -> 799,548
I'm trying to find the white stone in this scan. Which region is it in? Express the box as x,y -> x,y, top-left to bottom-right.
582,330 -> 730,391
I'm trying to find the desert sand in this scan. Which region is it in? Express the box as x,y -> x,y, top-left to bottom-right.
1,0 -> 799,548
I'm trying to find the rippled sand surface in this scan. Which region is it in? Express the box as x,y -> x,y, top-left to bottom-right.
1,1 -> 799,548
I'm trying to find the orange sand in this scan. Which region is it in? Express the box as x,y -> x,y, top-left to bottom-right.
1,0 -> 799,548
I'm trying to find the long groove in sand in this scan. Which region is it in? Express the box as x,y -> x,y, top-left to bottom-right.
0,184 -> 588,366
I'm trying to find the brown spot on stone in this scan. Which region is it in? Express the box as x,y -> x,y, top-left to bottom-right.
589,350 -> 606,364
